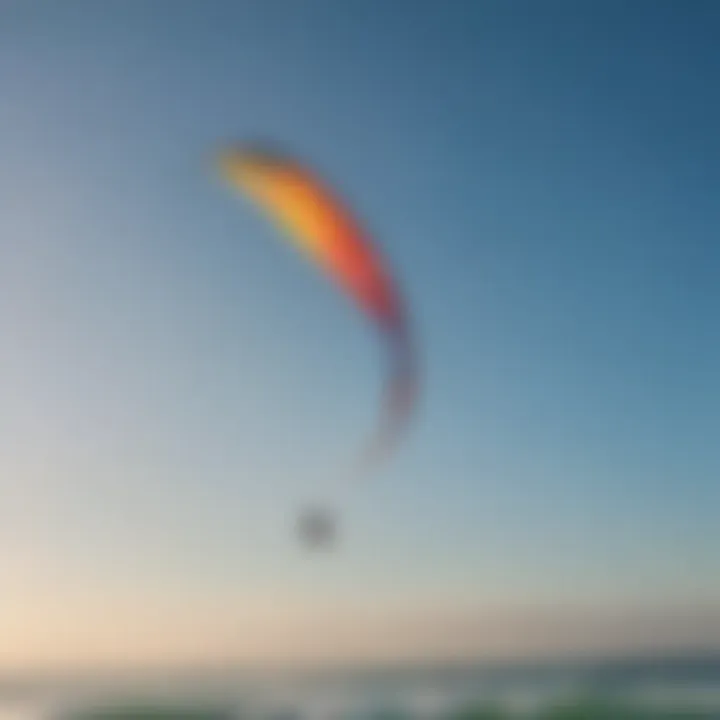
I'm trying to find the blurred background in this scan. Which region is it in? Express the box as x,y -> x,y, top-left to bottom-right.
1,0 -> 719,717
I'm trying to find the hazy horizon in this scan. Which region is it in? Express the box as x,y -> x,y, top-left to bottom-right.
2,598 -> 720,673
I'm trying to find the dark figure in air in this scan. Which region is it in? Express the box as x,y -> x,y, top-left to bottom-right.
296,506 -> 337,550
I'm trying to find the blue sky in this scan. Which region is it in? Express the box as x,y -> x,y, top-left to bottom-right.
1,0 -> 719,667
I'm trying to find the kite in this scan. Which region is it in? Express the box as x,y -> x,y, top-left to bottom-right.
217,144 -> 419,547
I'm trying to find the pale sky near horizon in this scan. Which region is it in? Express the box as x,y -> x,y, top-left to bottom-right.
2,0 -> 720,669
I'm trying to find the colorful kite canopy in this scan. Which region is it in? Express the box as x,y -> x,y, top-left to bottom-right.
217,144 -> 418,478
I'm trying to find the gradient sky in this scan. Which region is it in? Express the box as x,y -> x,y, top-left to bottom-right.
2,0 -> 720,669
